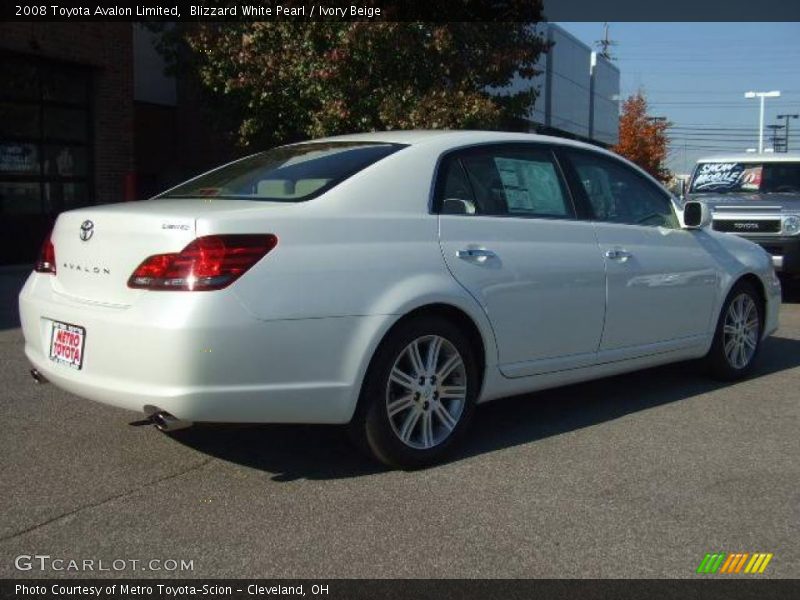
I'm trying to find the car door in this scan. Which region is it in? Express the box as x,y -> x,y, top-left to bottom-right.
559,147 -> 718,358
436,144 -> 607,377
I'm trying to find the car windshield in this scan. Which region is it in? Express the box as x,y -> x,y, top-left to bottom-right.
158,142 -> 405,201
689,161 -> 800,194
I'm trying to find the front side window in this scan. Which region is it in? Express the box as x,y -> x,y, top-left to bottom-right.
435,145 -> 574,219
565,150 -> 679,229
689,161 -> 800,194
159,142 -> 405,202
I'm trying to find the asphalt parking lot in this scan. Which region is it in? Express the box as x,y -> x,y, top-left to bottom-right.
1,271 -> 798,579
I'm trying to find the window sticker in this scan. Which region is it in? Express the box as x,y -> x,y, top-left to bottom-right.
691,163 -> 745,192
740,166 -> 762,191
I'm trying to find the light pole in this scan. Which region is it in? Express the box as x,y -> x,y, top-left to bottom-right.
766,124 -> 785,152
745,91 -> 781,153
776,114 -> 799,152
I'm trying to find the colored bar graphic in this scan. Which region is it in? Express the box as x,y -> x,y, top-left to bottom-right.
734,553 -> 750,573
697,554 -> 713,573
700,552 -> 773,574
697,553 -> 726,573
719,553 -> 753,573
719,554 -> 736,573
744,553 -> 774,574
758,554 -> 773,573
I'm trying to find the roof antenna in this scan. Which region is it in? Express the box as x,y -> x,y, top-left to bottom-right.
594,22 -> 617,61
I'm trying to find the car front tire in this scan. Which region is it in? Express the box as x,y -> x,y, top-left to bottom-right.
350,316 -> 479,469
704,281 -> 763,380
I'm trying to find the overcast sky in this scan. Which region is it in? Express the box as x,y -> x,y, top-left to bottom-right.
558,22 -> 800,175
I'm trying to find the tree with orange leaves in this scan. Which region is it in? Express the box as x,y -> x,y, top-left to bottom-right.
613,91 -> 671,182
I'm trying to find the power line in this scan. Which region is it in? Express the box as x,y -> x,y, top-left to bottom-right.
668,126 -> 763,130
667,123 -> 774,129
651,101 -> 800,106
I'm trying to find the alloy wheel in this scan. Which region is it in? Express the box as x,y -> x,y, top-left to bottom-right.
723,293 -> 760,370
385,335 -> 467,450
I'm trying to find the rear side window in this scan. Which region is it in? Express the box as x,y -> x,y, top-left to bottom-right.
159,142 -> 405,202
435,145 -> 574,219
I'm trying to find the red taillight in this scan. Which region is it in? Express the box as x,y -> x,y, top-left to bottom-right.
34,232 -> 56,274
128,234 -> 277,291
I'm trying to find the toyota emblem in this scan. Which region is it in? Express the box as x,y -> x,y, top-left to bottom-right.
79,220 -> 94,242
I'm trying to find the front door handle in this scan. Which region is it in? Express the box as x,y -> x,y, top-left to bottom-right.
456,248 -> 497,261
604,248 -> 633,260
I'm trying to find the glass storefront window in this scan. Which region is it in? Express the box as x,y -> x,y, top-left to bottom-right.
0,181 -> 42,214
0,60 -> 38,101
0,53 -> 92,264
43,68 -> 90,104
0,103 -> 40,138
0,143 -> 39,176
44,145 -> 88,178
44,107 -> 89,142
44,182 -> 89,213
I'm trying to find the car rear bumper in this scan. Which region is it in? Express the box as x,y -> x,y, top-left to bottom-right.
19,274 -> 388,424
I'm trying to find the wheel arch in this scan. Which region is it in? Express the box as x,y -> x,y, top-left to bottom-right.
392,303 -> 487,385
729,272 -> 767,325
711,271 -> 768,339
348,301 -> 493,424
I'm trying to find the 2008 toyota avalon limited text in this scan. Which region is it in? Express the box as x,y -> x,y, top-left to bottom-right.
18,131 -> 781,468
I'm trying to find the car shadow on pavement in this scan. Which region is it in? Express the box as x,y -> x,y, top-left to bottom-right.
0,270 -> 28,330
167,334 -> 800,481
781,278 -> 800,303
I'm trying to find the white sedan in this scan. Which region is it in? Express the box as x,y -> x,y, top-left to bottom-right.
19,131 -> 781,468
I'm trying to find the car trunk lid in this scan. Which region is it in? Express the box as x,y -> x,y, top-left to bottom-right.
49,198 -> 273,306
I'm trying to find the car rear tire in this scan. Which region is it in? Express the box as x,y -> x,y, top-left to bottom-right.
704,281 -> 763,381
350,316 -> 479,469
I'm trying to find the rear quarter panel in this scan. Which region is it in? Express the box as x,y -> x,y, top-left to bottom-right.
196,144 -> 500,403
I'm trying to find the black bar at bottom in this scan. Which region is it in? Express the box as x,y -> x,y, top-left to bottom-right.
2,579 -> 800,600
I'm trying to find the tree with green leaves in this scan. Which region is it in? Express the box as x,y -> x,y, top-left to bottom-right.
158,19 -> 549,148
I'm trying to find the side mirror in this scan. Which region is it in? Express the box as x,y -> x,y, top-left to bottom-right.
682,200 -> 712,229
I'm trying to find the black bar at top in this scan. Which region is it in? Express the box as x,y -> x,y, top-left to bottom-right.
2,0 -> 800,22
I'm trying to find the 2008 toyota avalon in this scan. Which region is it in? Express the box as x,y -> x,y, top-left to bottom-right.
19,131 -> 781,468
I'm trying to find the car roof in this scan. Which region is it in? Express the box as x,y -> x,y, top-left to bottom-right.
307,129 -> 669,194
311,129 -> 609,153
696,152 -> 800,163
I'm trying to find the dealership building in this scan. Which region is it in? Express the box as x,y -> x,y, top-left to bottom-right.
0,23 -> 619,265
507,24 -> 620,146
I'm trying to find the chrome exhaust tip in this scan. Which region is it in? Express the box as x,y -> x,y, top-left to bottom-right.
149,410 -> 193,433
30,368 -> 48,384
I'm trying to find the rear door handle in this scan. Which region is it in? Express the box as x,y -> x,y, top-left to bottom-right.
456,248 -> 497,261
604,248 -> 633,260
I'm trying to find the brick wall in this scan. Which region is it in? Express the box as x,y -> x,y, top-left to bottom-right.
0,22 -> 134,203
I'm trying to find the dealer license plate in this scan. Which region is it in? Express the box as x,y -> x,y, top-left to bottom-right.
49,321 -> 86,370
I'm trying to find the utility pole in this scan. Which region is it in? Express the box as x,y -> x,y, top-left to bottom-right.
744,91 -> 781,153
594,22 -> 617,61
776,113 -> 799,152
